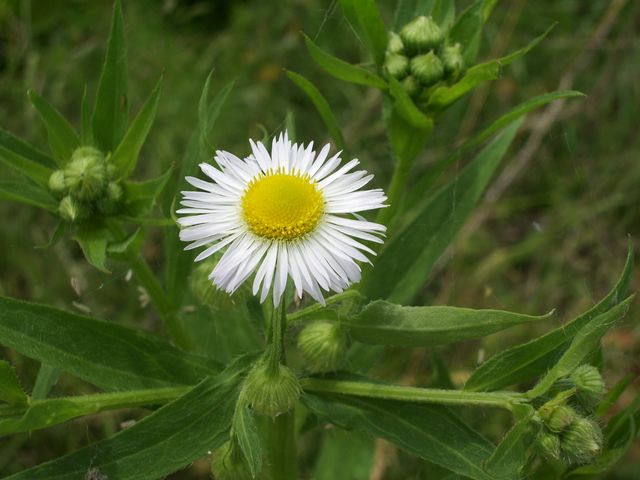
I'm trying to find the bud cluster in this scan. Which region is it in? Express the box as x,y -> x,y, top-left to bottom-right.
384,16 -> 466,102
49,146 -> 123,222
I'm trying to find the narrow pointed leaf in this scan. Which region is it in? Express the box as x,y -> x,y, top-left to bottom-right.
465,248 -> 634,392
345,300 -> 554,347
431,0 -> 456,31
339,0 -> 387,66
485,415 -> 535,480
27,90 -> 80,164
80,85 -> 92,145
123,167 -> 172,218
0,128 -> 55,185
0,181 -> 58,212
0,297 -> 220,391
388,77 -> 433,130
448,0 -> 485,65
74,224 -> 110,272
0,360 -> 27,405
233,403 -> 262,477
93,0 -> 129,152
304,35 -> 386,89
111,77 -> 163,178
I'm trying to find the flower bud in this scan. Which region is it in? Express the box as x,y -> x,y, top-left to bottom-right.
242,361 -> 300,417
384,52 -> 410,80
561,417 -> 603,465
64,146 -> 108,201
536,432 -> 561,461
441,43 -> 466,80
298,321 -> 348,373
400,16 -> 444,55
540,404 -> 576,433
211,442 -> 252,480
387,32 -> 405,54
58,195 -> 81,222
410,51 -> 444,86
571,365 -> 606,410
48,170 -> 67,196
401,75 -> 421,97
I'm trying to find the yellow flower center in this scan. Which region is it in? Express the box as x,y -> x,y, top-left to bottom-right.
242,172 -> 324,241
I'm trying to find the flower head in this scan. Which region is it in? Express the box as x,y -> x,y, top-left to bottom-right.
177,132 -> 387,305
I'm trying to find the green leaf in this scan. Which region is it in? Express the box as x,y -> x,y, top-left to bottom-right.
313,429 -> 374,480
485,415 -> 535,480
0,181 -> 58,212
388,77 -> 433,130
106,227 -> 142,254
5,358 -> 251,480
0,360 -> 27,405
345,300 -> 554,347
527,296 -> 633,398
27,90 -> 80,164
465,248 -> 634,392
339,0 -> 388,67
233,403 -> 262,477
0,128 -> 55,185
0,297 -> 220,391
110,77 -> 162,178
393,0 -> 422,31
80,85 -> 93,145
304,34 -> 387,89
431,0 -> 456,31
448,0 -> 485,65
597,374 -> 635,417
32,364 -> 60,399
303,392 -> 496,480
286,70 -> 346,152
365,119 -> 522,303
123,167 -> 172,218
74,223 -> 110,272
92,0 -> 129,153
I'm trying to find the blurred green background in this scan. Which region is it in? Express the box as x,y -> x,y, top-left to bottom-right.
0,0 -> 638,477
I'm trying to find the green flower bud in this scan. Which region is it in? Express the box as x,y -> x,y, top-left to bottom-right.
298,321 -> 348,373
540,404 -> 576,433
571,365 -> 606,410
58,195 -> 88,222
441,43 -> 466,80
387,32 -> 405,54
97,182 -> 123,215
400,16 -> 444,55
401,75 -> 421,97
64,146 -> 108,201
211,442 -> 252,480
384,52 -> 410,79
48,170 -> 67,197
410,51 -> 444,86
561,417 -> 603,465
242,361 -> 300,417
536,432 -> 561,461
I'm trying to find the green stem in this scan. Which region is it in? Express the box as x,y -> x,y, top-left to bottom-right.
264,410 -> 297,480
266,302 -> 286,375
377,151 -> 415,228
287,290 -> 363,324
301,378 -> 527,411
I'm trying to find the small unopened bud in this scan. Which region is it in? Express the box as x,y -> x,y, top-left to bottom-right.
441,43 -> 466,80
58,195 -> 80,222
384,52 -> 409,79
561,417 -> 603,465
48,170 -> 67,196
387,32 -> 405,54
400,16 -> 444,55
571,365 -> 606,410
401,75 -> 421,97
410,51 -> 444,86
537,432 -> 561,461
211,442 -> 252,480
242,361 -> 300,417
64,146 -> 108,201
298,321 -> 348,373
540,404 -> 576,432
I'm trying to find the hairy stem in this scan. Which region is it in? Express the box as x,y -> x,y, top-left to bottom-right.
264,410 -> 297,480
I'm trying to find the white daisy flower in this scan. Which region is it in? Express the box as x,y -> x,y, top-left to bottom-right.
177,132 -> 387,306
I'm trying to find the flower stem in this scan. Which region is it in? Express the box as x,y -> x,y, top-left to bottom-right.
264,410 -> 297,480
300,378 -> 527,411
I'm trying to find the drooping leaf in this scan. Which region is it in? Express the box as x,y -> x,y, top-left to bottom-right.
338,0 -> 388,67
345,300 -> 554,347
365,120 -> 522,303
233,403 -> 262,477
304,34 -> 387,89
110,77 -> 162,178
286,70 -> 346,151
527,297 -> 634,398
5,357 -> 251,480
0,297 -> 220,392
0,181 -> 58,212
0,360 -> 27,405
465,248 -> 634,392
92,0 -> 129,153
27,90 -> 80,164
0,128 -> 55,185
303,392 -> 496,480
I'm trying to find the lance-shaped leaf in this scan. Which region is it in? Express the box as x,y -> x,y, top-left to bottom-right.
123,167 -> 172,218
344,300 -> 554,347
313,429 -> 374,480
0,128 -> 55,185
448,0 -> 485,65
5,357 -> 251,480
28,90 -> 80,164
110,77 -> 163,178
286,71 -> 345,152
93,0 -> 129,153
74,223 -> 110,273
388,77 -> 433,130
338,0 -> 387,67
0,297 -> 220,392
364,119 -> 522,303
304,34 -> 387,89
485,414 -> 536,480
0,360 -> 27,405
0,181 -> 58,212
233,403 -> 262,478
303,392 -> 496,480
465,248 -> 634,392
